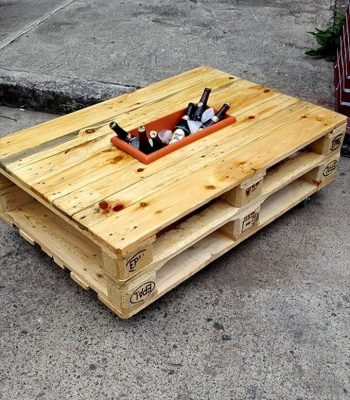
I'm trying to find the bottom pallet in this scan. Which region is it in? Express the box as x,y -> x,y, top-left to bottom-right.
0,176 -> 326,318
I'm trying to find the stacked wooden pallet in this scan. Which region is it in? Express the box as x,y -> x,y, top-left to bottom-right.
0,66 -> 347,318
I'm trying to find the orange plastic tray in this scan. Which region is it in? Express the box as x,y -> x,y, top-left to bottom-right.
110,106 -> 236,164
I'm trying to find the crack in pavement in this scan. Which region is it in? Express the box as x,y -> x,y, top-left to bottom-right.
0,0 -> 75,51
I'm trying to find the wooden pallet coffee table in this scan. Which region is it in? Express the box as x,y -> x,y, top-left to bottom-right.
0,66 -> 347,318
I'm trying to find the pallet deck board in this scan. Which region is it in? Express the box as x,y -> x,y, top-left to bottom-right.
3,72 -> 239,173
48,93 -> 299,213
0,66 -> 346,318
6,78 -> 281,195
83,105 -> 345,251
0,66 -> 227,159
5,201 -> 107,296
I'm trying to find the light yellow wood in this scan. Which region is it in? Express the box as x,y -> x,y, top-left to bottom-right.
262,151 -> 324,197
0,183 -> 33,212
53,93 -> 300,213
101,240 -> 154,281
15,79 -> 283,201
4,72 -> 239,173
221,170 -> 265,207
0,166 -> 108,252
19,229 -> 36,245
4,201 -> 107,295
70,272 -> 90,290
96,150 -> 333,285
303,152 -> 341,186
107,270 -> 158,313
86,105 -> 345,252
309,122 -> 346,155
0,66 -> 229,159
120,178 -> 323,318
65,98 -> 308,221
0,67 -> 347,317
0,168 -> 335,318
221,203 -> 260,239
2,67 -> 346,256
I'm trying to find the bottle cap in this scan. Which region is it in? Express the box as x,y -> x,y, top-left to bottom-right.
149,130 -> 158,138
138,125 -> 146,132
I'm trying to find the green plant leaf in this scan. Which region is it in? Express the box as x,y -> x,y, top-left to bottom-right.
305,13 -> 345,61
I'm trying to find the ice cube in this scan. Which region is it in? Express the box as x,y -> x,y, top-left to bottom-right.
188,120 -> 203,134
201,108 -> 215,123
158,129 -> 173,144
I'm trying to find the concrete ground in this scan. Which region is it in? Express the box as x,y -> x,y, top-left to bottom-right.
1,0 -> 350,398
0,106 -> 350,399
0,0 -> 343,112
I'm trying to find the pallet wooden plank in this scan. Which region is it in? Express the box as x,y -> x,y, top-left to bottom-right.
303,152 -> 341,186
0,167 -> 335,318
39,90 -> 291,208
78,105 -> 345,252
3,72 -> 239,173
0,183 -> 33,212
122,178 -> 321,317
54,95 -> 303,215
262,151 -> 324,198
5,202 -> 107,295
110,150 -> 331,282
0,66 -> 229,159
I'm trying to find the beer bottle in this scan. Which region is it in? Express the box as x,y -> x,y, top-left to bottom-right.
170,102 -> 196,142
193,87 -> 212,121
138,126 -> 153,154
149,130 -> 164,151
174,102 -> 195,134
199,103 -> 231,130
109,121 -> 129,142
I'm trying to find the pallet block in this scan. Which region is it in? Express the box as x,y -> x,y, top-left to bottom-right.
0,66 -> 347,318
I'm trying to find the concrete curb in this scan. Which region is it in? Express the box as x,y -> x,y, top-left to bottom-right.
0,68 -> 139,114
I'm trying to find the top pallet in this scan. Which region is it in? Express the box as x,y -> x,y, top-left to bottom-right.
0,66 -> 347,260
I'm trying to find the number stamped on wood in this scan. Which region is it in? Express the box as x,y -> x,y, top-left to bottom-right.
246,181 -> 260,197
242,210 -> 259,232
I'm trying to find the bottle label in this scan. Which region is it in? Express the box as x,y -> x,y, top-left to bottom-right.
169,129 -> 185,144
212,116 -> 219,122
182,115 -> 190,121
197,102 -> 203,107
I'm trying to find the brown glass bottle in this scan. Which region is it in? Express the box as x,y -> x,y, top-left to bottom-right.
193,88 -> 212,121
138,126 -> 153,154
199,103 -> 230,129
109,121 -> 129,142
173,102 -> 195,137
149,130 -> 165,151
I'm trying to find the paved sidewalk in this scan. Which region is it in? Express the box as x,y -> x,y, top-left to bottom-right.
0,0 -> 341,112
1,106 -> 350,399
